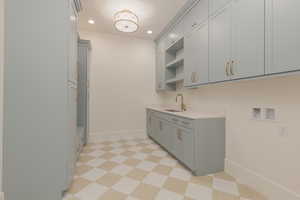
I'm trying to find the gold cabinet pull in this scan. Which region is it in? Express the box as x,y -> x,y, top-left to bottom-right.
230,60 -> 235,75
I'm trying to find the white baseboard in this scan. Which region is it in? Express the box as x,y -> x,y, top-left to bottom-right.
225,159 -> 300,200
89,129 -> 147,142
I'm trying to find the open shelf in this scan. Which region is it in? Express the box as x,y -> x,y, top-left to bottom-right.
166,57 -> 184,69
166,37 -> 184,54
165,75 -> 184,84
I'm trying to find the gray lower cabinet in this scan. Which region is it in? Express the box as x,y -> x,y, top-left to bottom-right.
146,109 -> 225,175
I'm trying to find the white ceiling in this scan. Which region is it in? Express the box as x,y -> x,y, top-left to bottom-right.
79,0 -> 188,40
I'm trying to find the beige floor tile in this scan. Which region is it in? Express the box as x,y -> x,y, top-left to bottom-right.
127,169 -> 148,181
131,183 -> 160,200
146,155 -> 161,163
101,146 -> 114,151
213,190 -> 239,200
98,189 -> 127,200
98,161 -> 118,171
190,175 -> 213,187
96,173 -> 122,187
163,177 -> 188,195
121,151 -> 135,157
123,158 -> 141,167
153,165 -> 172,176
238,184 -> 267,200
82,148 -> 94,154
100,152 -> 116,160
101,141 -> 113,145
141,148 -> 154,153
214,172 -> 236,182
79,155 -> 95,163
67,177 -> 91,194
75,165 -> 93,176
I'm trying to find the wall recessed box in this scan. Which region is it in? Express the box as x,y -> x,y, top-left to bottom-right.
252,108 -> 262,120
264,108 -> 276,121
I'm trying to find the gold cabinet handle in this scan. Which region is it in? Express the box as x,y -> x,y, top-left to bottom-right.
230,60 -> 234,75
225,62 -> 230,76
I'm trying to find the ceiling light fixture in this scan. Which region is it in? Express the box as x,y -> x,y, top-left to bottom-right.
114,10 -> 139,33
88,19 -> 95,24
147,30 -> 153,35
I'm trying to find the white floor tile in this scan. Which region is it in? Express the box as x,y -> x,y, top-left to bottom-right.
185,183 -> 212,200
81,168 -> 106,181
213,178 -> 239,196
136,161 -> 157,171
112,177 -> 140,194
169,168 -> 192,181
111,165 -> 133,176
142,172 -> 168,187
74,183 -> 108,200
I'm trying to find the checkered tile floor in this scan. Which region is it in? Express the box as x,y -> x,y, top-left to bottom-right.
63,135 -> 267,200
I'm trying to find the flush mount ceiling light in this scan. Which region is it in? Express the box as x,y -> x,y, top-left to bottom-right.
114,10 -> 139,33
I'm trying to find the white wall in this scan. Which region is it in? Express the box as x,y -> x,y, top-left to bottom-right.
159,75 -> 300,200
0,0 -> 4,192
79,31 -> 161,135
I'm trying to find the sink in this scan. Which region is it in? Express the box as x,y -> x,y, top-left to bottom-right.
165,109 -> 181,113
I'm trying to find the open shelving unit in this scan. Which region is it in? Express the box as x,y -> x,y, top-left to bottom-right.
165,37 -> 184,90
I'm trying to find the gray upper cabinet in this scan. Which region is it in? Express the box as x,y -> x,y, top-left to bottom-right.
266,0 -> 300,74
165,20 -> 184,48
184,21 -> 209,86
209,0 -> 232,16
209,0 -> 265,82
209,5 -> 232,82
230,0 -> 265,80
184,0 -> 209,35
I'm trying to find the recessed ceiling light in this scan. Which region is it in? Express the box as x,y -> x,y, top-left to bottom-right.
88,19 -> 95,24
147,30 -> 153,35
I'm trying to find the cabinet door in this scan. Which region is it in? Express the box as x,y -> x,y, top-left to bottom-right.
155,39 -> 166,91
209,5 -> 232,82
150,117 -> 159,141
266,0 -> 300,74
182,129 -> 195,170
184,0 -> 209,35
231,0 -> 265,79
209,0 -> 232,15
173,128 -> 184,163
184,22 -> 209,87
166,20 -> 184,48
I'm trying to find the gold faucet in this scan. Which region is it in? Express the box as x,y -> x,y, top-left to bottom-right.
176,94 -> 187,112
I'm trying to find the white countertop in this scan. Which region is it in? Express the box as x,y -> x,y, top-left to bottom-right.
146,105 -> 225,120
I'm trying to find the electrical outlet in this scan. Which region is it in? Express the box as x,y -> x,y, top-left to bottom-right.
278,126 -> 288,137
